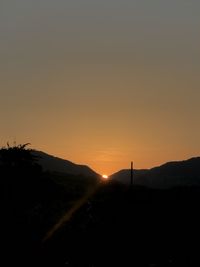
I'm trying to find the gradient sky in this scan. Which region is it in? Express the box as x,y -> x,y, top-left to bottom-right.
1,0 -> 200,175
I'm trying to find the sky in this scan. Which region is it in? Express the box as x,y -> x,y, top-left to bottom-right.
0,0 -> 200,175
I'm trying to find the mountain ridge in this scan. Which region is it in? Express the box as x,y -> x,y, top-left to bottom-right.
111,157 -> 200,188
31,150 -> 99,177
30,150 -> 200,188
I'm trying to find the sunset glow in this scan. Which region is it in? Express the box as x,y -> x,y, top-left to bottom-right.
102,175 -> 109,179
0,1 -> 199,175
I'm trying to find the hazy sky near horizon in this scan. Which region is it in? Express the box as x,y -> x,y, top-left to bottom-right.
1,0 -> 200,174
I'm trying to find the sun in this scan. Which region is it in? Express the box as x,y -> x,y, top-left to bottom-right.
102,174 -> 109,179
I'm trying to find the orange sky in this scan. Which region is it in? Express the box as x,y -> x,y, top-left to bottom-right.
1,1 -> 200,175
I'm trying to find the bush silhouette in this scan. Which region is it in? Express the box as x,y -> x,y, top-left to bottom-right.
0,142 -> 41,175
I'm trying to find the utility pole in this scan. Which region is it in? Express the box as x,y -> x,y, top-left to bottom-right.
131,161 -> 133,187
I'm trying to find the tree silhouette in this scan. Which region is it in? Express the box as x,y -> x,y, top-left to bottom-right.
0,142 -> 41,174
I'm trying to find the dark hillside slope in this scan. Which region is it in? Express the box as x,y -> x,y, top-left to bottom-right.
31,150 -> 99,177
111,157 -> 200,188
40,182 -> 200,267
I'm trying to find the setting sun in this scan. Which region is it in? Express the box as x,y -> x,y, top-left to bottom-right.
102,174 -> 109,179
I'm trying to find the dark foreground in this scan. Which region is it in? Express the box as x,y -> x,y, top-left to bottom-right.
2,177 -> 200,266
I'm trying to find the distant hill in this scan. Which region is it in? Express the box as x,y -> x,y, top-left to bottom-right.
111,169 -> 148,184
111,157 -> 200,188
31,150 -> 99,177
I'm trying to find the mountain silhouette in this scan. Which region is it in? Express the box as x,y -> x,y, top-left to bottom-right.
111,157 -> 200,188
31,150 -> 99,177
1,145 -> 200,266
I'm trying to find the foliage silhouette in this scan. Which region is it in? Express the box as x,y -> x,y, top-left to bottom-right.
0,142 -> 41,174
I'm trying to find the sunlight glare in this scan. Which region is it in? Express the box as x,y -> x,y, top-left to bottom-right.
102,174 -> 109,179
